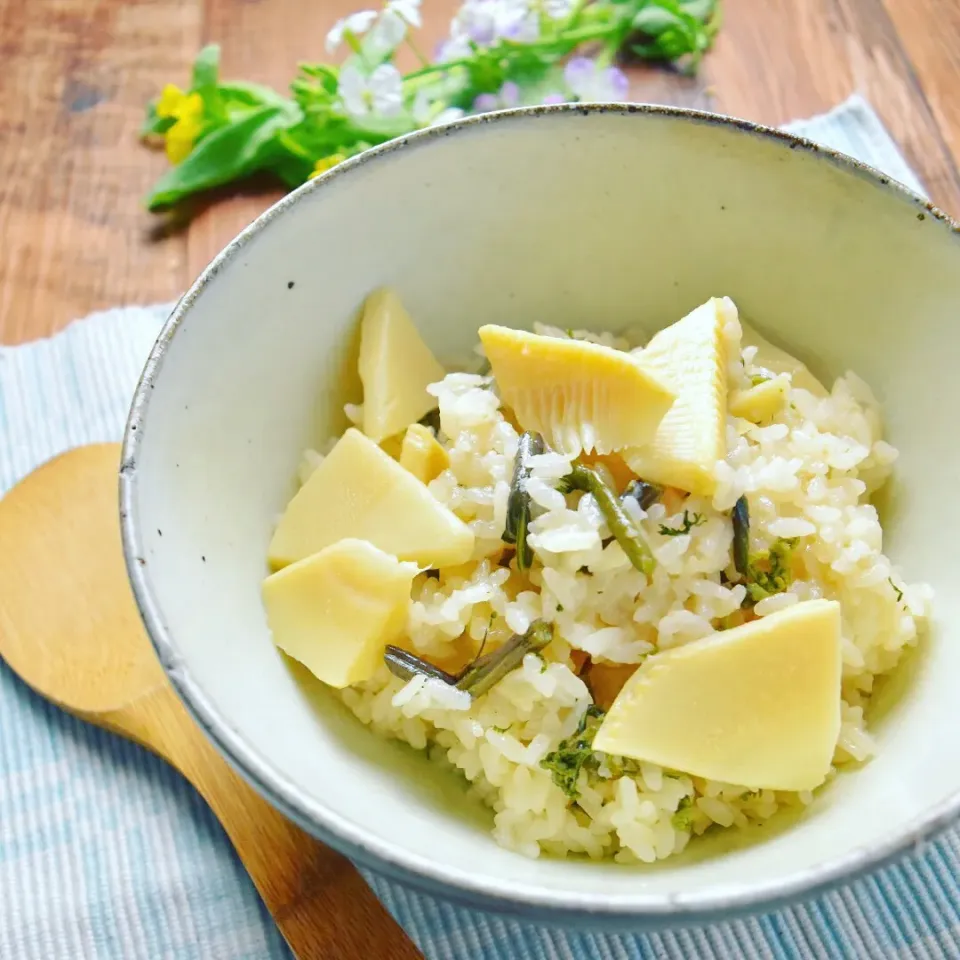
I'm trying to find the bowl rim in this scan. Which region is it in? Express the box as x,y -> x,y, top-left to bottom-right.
120,101 -> 960,923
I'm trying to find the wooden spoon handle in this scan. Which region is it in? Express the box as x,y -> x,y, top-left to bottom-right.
131,684 -> 422,960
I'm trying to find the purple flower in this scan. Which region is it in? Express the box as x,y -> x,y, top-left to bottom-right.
455,0 -> 498,45
563,57 -> 631,103
446,0 -> 540,52
500,81 -> 520,107
472,81 -> 523,114
542,92 -> 567,105
498,8 -> 538,42
603,66 -> 630,101
564,57 -> 595,92
473,92 -> 499,112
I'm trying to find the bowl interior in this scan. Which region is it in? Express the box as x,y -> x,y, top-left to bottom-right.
123,106 -> 960,918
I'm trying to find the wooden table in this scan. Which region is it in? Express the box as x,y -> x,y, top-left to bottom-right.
1,0 -> 959,345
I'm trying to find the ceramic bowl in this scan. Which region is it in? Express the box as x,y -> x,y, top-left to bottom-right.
120,104 -> 960,928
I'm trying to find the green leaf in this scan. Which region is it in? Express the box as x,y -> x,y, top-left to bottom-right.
631,28 -> 697,62
679,0 -> 718,21
630,0 -> 718,66
671,796 -> 696,830
191,44 -> 221,91
744,537 -> 800,603
191,44 -> 227,124
272,154 -> 315,189
146,104 -> 299,210
540,705 -> 606,800
348,113 -> 420,142
298,63 -> 340,94
219,81 -> 292,110
632,5 -> 687,34
141,99 -> 175,137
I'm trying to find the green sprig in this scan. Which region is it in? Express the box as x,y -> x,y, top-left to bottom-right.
141,1 -> 720,211
540,704 -> 606,799
659,509 -> 706,537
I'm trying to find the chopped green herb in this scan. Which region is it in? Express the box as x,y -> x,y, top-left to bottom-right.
491,725 -> 511,734
889,578 -> 904,603
540,705 -> 606,800
671,796 -> 696,831
659,510 -> 706,536
749,373 -> 771,387
565,328 -> 577,338
745,538 -> 799,602
731,497 -> 800,603
598,754 -> 637,779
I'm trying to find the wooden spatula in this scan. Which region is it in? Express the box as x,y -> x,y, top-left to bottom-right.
0,444 -> 422,960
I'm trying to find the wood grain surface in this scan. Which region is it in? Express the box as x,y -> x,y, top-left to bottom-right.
1,0 -> 959,344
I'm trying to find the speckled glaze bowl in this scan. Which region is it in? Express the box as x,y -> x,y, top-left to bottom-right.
120,104 -> 960,929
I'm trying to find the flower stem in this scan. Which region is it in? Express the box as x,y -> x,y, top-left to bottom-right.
405,34 -> 430,67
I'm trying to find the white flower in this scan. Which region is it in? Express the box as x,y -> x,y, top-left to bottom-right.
366,11 -> 407,56
498,2 -> 538,42
325,10 -> 378,54
339,63 -> 404,117
386,0 -> 421,27
364,0 -> 422,58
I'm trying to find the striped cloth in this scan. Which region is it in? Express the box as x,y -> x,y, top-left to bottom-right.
0,96 -> 952,960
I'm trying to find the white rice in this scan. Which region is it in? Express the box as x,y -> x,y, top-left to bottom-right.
325,300 -> 932,862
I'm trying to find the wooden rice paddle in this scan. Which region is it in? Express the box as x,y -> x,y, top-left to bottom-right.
0,444 -> 422,960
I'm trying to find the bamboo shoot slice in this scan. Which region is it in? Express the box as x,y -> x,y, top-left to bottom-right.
478,325 -> 675,456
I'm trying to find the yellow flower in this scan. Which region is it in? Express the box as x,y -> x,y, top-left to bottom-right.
310,153 -> 346,178
156,84 -> 188,119
163,91 -> 205,165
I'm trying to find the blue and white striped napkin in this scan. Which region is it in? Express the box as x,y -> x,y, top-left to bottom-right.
1,95 -> 956,960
